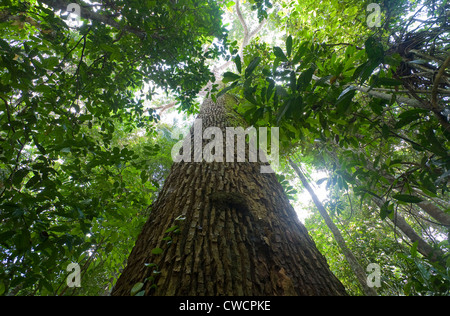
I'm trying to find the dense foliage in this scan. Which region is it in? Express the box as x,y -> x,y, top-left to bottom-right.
220,0 -> 449,295
0,0 -> 448,295
0,0 -> 225,295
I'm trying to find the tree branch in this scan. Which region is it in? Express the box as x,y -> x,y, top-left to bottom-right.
312,74 -> 427,109
235,1 -> 248,40
324,43 -> 363,50
236,0 -> 266,60
289,158 -> 378,296
431,54 -> 450,111
153,101 -> 177,114
354,85 -> 427,109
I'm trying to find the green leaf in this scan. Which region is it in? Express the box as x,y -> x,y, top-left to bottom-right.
336,87 -> 356,115
404,281 -> 413,296
375,77 -> 402,86
130,282 -> 144,296
222,71 -> 240,83
151,247 -> 163,255
381,123 -> 390,140
373,155 -> 381,168
319,113 -> 327,130
286,35 -> 293,57
140,170 -> 147,183
25,174 -> 41,188
273,47 -> 287,62
365,37 -> 384,61
217,81 -> 238,98
399,109 -> 428,119
407,59 -> 427,65
392,194 -> 423,203
410,241 -> 418,258
245,56 -> 261,78
0,280 -> 5,296
419,175 -> 437,195
39,278 -> 54,294
164,225 -> 179,234
395,114 -> 421,129
266,79 -> 275,102
12,168 -> 30,186
425,128 -> 447,157
144,263 -> 158,268
292,41 -> 309,64
380,200 -> 393,220
244,87 -> 258,105
234,55 -> 242,73
14,229 -> 31,253
315,75 -> 333,87
289,71 -> 296,92
353,59 -> 381,85
368,99 -> 384,115
272,57 -> 280,75
175,215 -> 186,221
100,43 -> 118,53
41,56 -> 60,70
276,99 -> 292,124
297,67 -> 314,91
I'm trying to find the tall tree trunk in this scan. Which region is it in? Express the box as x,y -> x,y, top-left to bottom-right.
289,159 -> 378,296
111,95 -> 347,296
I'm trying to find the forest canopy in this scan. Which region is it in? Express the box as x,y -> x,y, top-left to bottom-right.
0,0 -> 449,296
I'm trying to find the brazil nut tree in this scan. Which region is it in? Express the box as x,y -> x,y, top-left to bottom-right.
111,94 -> 347,296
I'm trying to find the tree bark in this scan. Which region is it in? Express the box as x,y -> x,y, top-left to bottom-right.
111,95 -> 347,296
289,159 -> 378,296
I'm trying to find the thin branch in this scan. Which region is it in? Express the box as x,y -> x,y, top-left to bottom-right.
153,101 -> 177,114
68,28 -> 90,112
248,18 -> 266,38
431,54 -> 450,110
324,43 -> 363,50
371,87 -> 450,94
313,74 -> 429,109
289,158 -> 378,296
235,0 -> 266,60
409,49 -> 446,63
198,0 -> 268,99
236,0 -> 248,61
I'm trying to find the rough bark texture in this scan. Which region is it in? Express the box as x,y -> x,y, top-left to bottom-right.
111,95 -> 347,296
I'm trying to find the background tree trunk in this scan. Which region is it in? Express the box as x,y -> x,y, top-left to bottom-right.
289,159 -> 378,296
111,95 -> 347,296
